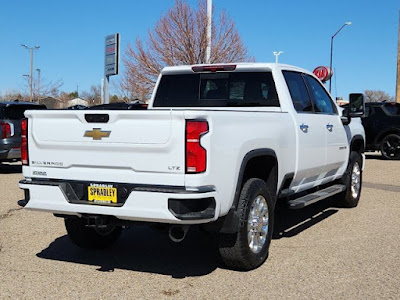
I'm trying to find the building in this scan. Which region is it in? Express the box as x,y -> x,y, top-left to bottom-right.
38,97 -> 61,109
336,97 -> 348,106
67,97 -> 88,107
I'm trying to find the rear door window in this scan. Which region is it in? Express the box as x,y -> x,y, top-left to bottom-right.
282,71 -> 313,113
304,75 -> 337,115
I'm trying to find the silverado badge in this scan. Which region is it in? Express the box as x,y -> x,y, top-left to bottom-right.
84,128 -> 111,140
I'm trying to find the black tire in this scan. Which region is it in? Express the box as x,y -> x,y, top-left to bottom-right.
380,134 -> 400,160
336,151 -> 362,208
65,218 -> 122,249
218,178 -> 274,270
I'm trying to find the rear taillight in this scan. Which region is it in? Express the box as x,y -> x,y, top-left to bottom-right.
186,120 -> 209,173
0,122 -> 11,139
21,118 -> 28,165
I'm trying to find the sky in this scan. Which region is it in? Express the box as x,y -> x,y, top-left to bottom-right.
0,0 -> 399,100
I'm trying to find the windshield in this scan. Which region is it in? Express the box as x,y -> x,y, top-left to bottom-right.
153,72 -> 279,107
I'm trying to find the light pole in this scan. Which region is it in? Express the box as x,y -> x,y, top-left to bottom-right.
273,51 -> 283,63
36,68 -> 41,102
329,22 -> 351,93
21,44 -> 40,102
206,0 -> 212,63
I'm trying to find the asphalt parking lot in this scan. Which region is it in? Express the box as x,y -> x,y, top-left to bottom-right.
0,154 -> 399,299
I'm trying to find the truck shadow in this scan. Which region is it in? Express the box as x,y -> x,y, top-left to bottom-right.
37,225 -> 221,278
37,199 -> 340,277
365,154 -> 383,160
273,197 -> 339,239
0,163 -> 22,174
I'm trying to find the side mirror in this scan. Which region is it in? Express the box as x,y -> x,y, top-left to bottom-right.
348,93 -> 365,117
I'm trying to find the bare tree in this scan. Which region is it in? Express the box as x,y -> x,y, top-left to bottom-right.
122,0 -> 251,99
40,79 -> 63,98
22,74 -> 63,100
364,90 -> 395,102
82,85 -> 102,106
2,89 -> 26,101
112,79 -> 138,102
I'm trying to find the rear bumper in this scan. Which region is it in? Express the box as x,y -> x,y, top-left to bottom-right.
0,148 -> 21,160
19,179 -> 219,224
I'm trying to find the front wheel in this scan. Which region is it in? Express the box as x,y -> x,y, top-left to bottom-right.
380,134 -> 400,160
218,178 -> 274,270
336,151 -> 362,208
65,218 -> 122,249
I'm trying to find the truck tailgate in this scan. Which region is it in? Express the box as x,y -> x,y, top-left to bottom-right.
24,110 -> 186,186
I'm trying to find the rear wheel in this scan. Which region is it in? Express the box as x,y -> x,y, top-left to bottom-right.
218,178 -> 274,270
380,134 -> 400,160
336,151 -> 362,208
65,218 -> 122,249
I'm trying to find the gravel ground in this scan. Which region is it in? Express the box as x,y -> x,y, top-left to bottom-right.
0,155 -> 399,299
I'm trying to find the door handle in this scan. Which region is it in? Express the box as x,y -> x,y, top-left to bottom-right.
300,124 -> 309,132
326,124 -> 333,132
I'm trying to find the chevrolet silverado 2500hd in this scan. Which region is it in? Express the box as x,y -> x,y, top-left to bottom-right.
18,63 -> 365,270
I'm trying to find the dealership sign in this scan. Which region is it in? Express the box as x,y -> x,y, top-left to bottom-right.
105,33 -> 119,76
313,66 -> 333,82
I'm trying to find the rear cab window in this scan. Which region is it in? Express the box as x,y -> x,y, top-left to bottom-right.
153,72 -> 280,107
382,103 -> 400,116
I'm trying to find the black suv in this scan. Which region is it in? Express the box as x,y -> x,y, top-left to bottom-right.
0,101 -> 46,162
360,102 -> 400,159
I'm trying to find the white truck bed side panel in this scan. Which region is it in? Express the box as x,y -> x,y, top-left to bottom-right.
183,110 -> 296,215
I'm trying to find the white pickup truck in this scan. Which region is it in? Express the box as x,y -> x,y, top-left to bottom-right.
19,63 -> 365,270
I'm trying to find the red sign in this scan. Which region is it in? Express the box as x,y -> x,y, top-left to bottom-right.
313,66 -> 333,82
106,45 -> 115,54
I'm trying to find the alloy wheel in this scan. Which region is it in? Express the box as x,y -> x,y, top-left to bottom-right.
247,195 -> 269,254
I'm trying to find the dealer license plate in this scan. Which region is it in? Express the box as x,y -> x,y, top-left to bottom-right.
88,184 -> 117,204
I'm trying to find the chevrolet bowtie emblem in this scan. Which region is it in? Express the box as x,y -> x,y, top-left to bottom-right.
84,128 -> 111,140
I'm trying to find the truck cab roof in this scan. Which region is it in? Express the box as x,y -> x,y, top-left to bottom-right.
161,62 -> 312,76
0,101 -> 44,107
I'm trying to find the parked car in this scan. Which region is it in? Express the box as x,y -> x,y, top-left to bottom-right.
0,101 -> 46,162
86,100 -> 148,110
361,102 -> 400,159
